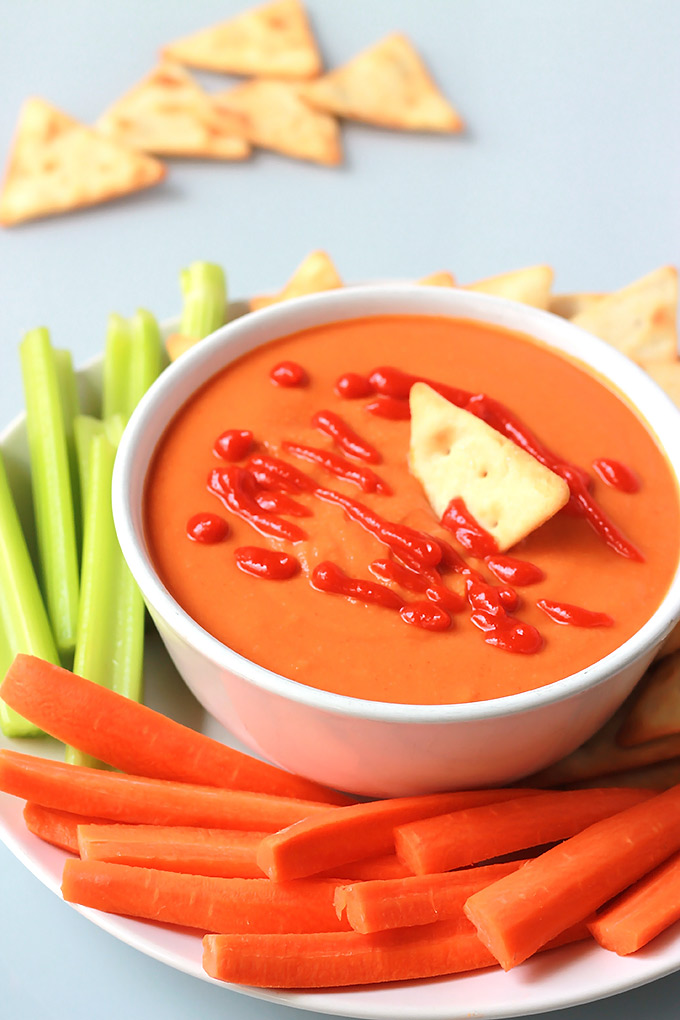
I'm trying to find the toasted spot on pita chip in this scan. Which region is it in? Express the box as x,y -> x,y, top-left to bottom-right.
97,63 -> 250,160
249,250 -> 342,310
644,359 -> 680,410
162,0 -> 322,79
408,383 -> 569,551
465,265 -> 554,309
572,266 -> 678,366
166,332 -> 200,362
300,33 -> 463,133
618,651 -> 680,747
520,701 -> 680,788
549,292 -> 606,319
419,271 -> 456,287
0,98 -> 165,227
214,81 -> 341,166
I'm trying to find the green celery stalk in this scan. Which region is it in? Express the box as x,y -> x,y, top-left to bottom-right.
73,415 -> 106,528
20,328 -> 80,663
55,349 -> 82,551
102,313 -> 132,420
67,433 -> 119,766
0,452 -> 59,736
128,309 -> 163,413
179,262 -> 227,340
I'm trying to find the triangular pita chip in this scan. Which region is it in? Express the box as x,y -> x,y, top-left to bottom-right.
645,359 -> 680,409
419,271 -> 456,287
250,250 -> 342,310
409,383 -> 569,551
97,63 -> 250,160
214,81 -> 341,166
549,292 -> 606,319
618,651 -> 680,747
521,701 -> 680,788
572,266 -> 678,366
465,265 -> 554,309
300,34 -> 463,133
162,0 -> 322,79
0,98 -> 165,227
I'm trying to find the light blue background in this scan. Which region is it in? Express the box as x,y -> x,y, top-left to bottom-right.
1,1 -> 680,1017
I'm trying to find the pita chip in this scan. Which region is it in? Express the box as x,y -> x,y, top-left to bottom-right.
618,651 -> 680,747
419,271 -> 456,287
162,0 -> 322,79
250,250 -> 342,310
300,34 -> 463,133
645,359 -> 680,409
214,81 -> 341,166
408,383 -> 569,551
0,98 -> 165,227
520,701 -> 680,788
97,63 -> 250,160
572,266 -> 678,366
465,265 -> 554,309
549,292 -> 606,320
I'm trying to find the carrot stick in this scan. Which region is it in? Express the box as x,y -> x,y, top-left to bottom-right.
78,824 -> 267,878
0,655 -> 352,805
61,860 -> 350,934
464,783 -> 680,970
202,921 -> 590,988
587,851 -> 680,955
0,750 -> 332,830
256,788 -> 539,882
335,860 -> 528,934
319,855 -> 412,881
395,787 -> 653,874
23,803 -> 106,854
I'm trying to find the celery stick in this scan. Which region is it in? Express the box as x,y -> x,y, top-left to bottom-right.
128,309 -> 163,412
102,313 -> 132,420
179,262 -> 227,340
67,433 -> 119,766
74,415 -> 105,527
20,328 -> 80,663
0,452 -> 59,737
55,349 -> 81,552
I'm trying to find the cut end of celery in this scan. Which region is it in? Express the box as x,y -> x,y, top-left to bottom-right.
0,700 -> 43,738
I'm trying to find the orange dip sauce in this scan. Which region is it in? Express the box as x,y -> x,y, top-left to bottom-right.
144,315 -> 680,704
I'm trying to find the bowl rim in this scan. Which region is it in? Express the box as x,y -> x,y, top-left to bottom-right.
112,284 -> 680,724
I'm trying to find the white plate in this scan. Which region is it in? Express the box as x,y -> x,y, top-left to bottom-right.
2,342 -> 680,1020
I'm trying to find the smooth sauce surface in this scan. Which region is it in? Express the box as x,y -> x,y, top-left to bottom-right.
145,315 -> 680,704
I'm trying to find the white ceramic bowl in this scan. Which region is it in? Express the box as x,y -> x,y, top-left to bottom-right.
113,286 -> 680,797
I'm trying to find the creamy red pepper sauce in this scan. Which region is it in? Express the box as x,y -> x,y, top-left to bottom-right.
144,315 -> 680,705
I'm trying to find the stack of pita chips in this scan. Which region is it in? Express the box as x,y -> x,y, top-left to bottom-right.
1,0 -> 464,225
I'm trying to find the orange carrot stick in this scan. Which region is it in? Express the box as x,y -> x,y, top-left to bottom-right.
202,921 -> 590,988
78,824 -> 268,878
464,783 -> 680,970
23,802 -> 106,854
0,655 -> 351,805
395,788 -> 653,874
61,859 -> 350,934
319,854 -> 412,881
0,750 -> 332,830
335,860 -> 528,934
257,788 -> 540,882
588,850 -> 680,955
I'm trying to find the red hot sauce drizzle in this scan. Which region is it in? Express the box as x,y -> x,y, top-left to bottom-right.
312,562 -> 403,610
537,599 -> 614,628
400,602 -> 451,632
208,466 -> 307,543
364,396 -> 411,420
235,547 -> 300,580
485,555 -> 545,586
283,441 -> 391,495
253,490 -> 312,517
186,513 -> 230,544
312,410 -> 382,464
247,454 -> 316,493
214,429 -> 254,462
334,372 -> 374,399
592,458 -> 641,494
270,361 -> 308,387
441,498 -> 499,559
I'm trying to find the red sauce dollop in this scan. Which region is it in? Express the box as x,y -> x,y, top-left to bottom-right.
214,429 -> 254,462
270,361 -> 308,387
486,555 -> 545,586
186,513 -> 230,544
334,372 -> 374,399
235,547 -> 300,580
592,458 -> 640,493
537,599 -> 614,628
